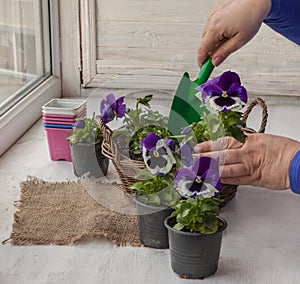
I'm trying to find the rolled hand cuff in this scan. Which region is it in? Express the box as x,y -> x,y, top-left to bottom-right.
289,149 -> 300,194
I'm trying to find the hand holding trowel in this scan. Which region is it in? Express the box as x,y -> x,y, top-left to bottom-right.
168,57 -> 214,135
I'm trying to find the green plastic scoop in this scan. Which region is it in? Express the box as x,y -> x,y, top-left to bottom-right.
168,57 -> 214,135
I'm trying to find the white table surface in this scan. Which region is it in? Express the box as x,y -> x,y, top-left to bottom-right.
1,93 -> 300,284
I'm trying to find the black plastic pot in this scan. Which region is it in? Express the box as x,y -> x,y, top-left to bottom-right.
71,142 -> 109,178
164,216 -> 227,279
134,196 -> 174,249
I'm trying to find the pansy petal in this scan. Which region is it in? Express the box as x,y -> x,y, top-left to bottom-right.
196,75 -> 220,92
140,132 -> 160,151
180,126 -> 191,135
179,143 -> 193,167
174,168 -> 196,187
106,93 -> 116,105
165,138 -> 175,152
191,157 -> 213,176
200,84 -> 223,104
210,97 -> 243,112
190,181 -> 207,193
237,86 -> 248,104
218,71 -> 241,90
227,83 -> 247,103
175,180 -> 194,197
114,96 -> 126,118
200,183 -> 219,198
214,96 -> 237,107
146,154 -> 168,169
203,169 -> 221,190
100,102 -> 115,123
73,120 -> 85,129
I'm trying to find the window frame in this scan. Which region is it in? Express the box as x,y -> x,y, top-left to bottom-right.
0,0 -> 61,156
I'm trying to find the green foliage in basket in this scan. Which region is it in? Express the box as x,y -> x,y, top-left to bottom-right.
112,94 -> 169,158
129,124 -> 172,158
123,95 -> 168,131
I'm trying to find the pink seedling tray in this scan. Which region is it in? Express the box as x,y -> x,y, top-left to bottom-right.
44,127 -> 72,162
43,119 -> 74,125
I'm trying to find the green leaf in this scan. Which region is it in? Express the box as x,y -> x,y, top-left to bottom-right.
173,223 -> 185,231
148,194 -> 161,205
160,192 -> 173,202
181,207 -> 191,218
137,195 -> 148,204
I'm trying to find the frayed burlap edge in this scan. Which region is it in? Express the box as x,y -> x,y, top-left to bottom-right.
3,176 -> 142,247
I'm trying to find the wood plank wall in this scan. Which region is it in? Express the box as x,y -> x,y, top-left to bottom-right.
91,0 -> 300,98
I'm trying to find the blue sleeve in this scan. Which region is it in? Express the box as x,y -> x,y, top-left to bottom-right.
263,0 -> 300,45
289,150 -> 300,194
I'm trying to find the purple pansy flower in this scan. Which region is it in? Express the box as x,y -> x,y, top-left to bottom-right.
179,143 -> 193,167
174,157 -> 221,198
100,93 -> 126,123
141,132 -> 176,176
195,71 -> 248,112
73,119 -> 85,129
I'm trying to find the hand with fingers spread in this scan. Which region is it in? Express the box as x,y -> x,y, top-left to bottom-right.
198,0 -> 271,67
193,133 -> 300,190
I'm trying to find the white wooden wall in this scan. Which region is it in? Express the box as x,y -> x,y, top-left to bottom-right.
82,0 -> 300,98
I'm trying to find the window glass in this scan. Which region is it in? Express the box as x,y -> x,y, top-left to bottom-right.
0,0 -> 51,116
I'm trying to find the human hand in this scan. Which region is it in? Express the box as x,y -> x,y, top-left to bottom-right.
197,0 -> 271,67
193,133 -> 300,190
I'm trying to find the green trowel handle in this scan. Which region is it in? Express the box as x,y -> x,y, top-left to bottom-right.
194,57 -> 214,85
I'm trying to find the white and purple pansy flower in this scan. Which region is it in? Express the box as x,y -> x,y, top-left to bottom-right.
195,71 -> 248,112
100,93 -> 126,123
174,156 -> 221,198
141,132 -> 176,176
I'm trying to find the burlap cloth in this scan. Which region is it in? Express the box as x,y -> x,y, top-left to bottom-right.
5,176 -> 142,246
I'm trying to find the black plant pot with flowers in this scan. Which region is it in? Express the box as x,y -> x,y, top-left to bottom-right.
67,115 -> 109,178
71,142 -> 109,178
134,195 -> 174,249
164,215 -> 227,279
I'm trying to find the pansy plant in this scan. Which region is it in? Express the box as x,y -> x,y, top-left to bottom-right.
191,70 -> 249,143
67,113 -> 103,145
100,93 -> 169,161
171,157 -> 223,234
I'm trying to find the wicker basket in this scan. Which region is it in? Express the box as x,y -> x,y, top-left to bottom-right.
96,97 -> 268,206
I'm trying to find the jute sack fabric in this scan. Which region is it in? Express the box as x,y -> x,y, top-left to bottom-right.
6,176 -> 141,247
